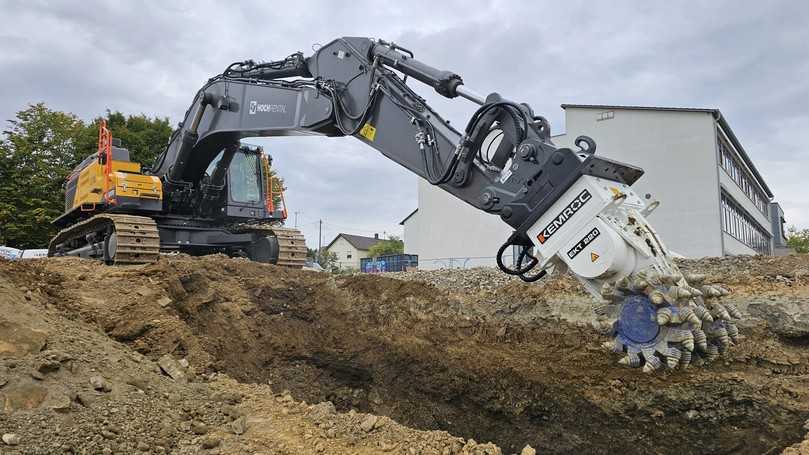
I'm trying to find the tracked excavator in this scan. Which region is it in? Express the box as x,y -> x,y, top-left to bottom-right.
49,37 -> 740,371
51,121 -> 306,267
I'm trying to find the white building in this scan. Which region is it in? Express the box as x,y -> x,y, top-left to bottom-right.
402,104 -> 786,269
324,233 -> 383,270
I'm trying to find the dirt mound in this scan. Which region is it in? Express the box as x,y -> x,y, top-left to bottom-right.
1,254 -> 809,454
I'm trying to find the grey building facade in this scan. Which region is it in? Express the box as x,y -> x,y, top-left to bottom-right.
402,104 -> 785,269
769,202 -> 792,255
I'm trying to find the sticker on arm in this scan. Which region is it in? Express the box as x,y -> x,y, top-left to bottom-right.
359,123 -> 376,141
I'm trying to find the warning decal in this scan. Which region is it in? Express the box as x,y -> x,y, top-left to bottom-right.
359,123 -> 377,141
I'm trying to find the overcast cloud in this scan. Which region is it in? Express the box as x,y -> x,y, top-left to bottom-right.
1,0 -> 807,246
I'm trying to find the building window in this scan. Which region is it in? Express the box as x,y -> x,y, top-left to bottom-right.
717,133 -> 768,216
721,192 -> 771,255
347,253 -> 352,259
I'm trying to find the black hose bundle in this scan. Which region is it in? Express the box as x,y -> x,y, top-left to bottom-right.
495,234 -> 548,283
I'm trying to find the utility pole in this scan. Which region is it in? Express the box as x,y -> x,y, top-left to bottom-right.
317,219 -> 322,263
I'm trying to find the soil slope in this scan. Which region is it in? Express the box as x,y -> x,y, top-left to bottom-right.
1,254 -> 808,454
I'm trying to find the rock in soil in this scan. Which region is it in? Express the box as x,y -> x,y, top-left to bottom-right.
360,414 -> 379,432
37,360 -> 61,374
200,435 -> 221,449
89,375 -> 111,392
49,392 -> 72,412
230,416 -> 248,435
190,421 -> 209,435
158,354 -> 187,382
2,433 -> 20,445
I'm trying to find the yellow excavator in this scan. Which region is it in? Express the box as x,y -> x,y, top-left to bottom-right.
50,119 -> 306,267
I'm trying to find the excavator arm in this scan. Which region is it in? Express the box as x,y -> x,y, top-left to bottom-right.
154,37 -> 640,263
151,37 -> 741,372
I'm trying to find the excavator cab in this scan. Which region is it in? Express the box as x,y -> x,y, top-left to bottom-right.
202,143 -> 286,222
227,149 -> 262,207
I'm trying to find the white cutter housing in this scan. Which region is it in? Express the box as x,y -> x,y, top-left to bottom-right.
526,175 -> 676,298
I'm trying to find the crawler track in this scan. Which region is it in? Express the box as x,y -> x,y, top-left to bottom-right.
270,226 -> 308,268
231,223 -> 308,268
51,217 -> 307,268
48,214 -> 160,265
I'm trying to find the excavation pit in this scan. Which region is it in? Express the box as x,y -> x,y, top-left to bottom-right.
4,254 -> 809,454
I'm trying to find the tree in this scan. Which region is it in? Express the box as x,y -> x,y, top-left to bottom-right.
318,250 -> 339,272
0,104 -> 87,248
0,104 -> 173,249
306,247 -> 339,272
367,235 -> 404,258
787,226 -> 809,254
77,110 -> 172,169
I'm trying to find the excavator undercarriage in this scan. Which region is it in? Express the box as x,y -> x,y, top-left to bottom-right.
48,214 -> 307,268
48,214 -> 161,265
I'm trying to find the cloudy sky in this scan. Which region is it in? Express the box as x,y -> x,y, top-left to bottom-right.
2,1 -> 807,247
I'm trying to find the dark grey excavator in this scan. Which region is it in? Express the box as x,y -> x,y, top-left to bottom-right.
52,37 -> 741,372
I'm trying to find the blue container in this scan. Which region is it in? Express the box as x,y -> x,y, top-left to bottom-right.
361,254 -> 418,273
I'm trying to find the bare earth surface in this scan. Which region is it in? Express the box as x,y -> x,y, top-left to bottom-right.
0,254 -> 808,454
